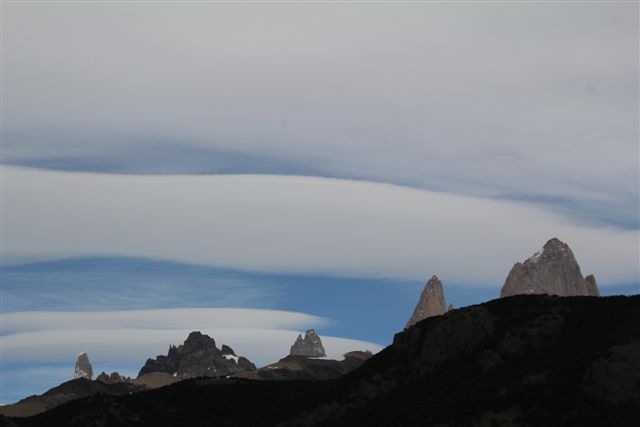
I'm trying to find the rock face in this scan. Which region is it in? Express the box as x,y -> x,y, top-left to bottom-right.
501,238 -> 600,298
406,275 -> 448,328
138,331 -> 257,379
95,372 -> 126,384
74,353 -> 93,380
236,351 -> 373,381
289,329 -> 326,357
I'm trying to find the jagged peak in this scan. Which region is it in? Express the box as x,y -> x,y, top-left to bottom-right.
543,237 -> 573,254
138,332 -> 256,378
501,238 -> 598,297
290,329 -> 326,357
74,352 -> 93,380
220,344 -> 235,356
405,275 -> 447,328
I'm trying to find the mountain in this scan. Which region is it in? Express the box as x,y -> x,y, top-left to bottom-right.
95,372 -> 128,384
501,238 -> 600,297
406,275 -> 448,328
235,351 -> 373,381
233,331 -> 369,380
138,331 -> 257,378
73,353 -> 92,380
0,379 -> 143,419
9,295 -> 639,426
289,329 -> 326,357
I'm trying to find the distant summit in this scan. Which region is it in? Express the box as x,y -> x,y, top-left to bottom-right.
501,238 -> 599,297
96,372 -> 127,384
74,353 -> 93,380
138,331 -> 256,378
406,275 -> 448,328
289,329 -> 326,357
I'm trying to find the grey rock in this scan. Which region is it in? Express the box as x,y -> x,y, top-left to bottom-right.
74,353 -> 93,380
138,331 -> 257,379
406,275 -> 447,328
585,275 -> 600,296
500,238 -> 599,297
289,329 -> 326,357
95,372 -> 126,384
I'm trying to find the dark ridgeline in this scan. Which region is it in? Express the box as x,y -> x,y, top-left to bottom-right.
6,295 -> 639,427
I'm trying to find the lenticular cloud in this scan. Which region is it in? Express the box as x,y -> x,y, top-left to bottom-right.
0,308 -> 381,367
2,166 -> 638,284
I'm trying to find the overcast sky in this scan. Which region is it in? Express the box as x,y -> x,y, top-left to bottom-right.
1,1 -> 638,404
3,1 -> 638,227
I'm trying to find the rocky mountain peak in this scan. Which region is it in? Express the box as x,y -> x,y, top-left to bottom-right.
501,238 -> 599,297
96,371 -> 126,384
289,329 -> 326,357
220,344 -> 235,356
406,275 -> 448,328
74,352 -> 93,380
138,331 -> 256,379
183,331 -> 216,351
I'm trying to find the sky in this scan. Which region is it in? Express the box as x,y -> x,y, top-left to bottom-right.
1,0 -> 639,404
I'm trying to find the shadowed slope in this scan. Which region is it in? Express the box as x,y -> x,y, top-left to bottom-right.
7,295 -> 640,427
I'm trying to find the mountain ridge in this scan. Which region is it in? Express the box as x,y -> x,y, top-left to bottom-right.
7,294 -> 639,426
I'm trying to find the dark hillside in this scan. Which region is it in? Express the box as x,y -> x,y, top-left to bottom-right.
7,295 -> 640,427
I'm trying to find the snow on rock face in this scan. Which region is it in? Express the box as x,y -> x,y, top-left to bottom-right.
406,275 -> 448,328
289,329 -> 327,357
501,238 -> 600,298
74,352 -> 93,380
223,354 -> 239,364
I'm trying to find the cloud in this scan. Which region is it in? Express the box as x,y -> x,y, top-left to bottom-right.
1,328 -> 382,367
3,2 -> 638,227
0,308 -> 327,335
1,308 -> 381,364
0,308 -> 381,367
2,166 -> 638,284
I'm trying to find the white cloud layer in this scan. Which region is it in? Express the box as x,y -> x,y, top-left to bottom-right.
3,2 -> 638,226
0,308 -> 381,367
1,308 -> 326,335
2,166 -> 638,285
